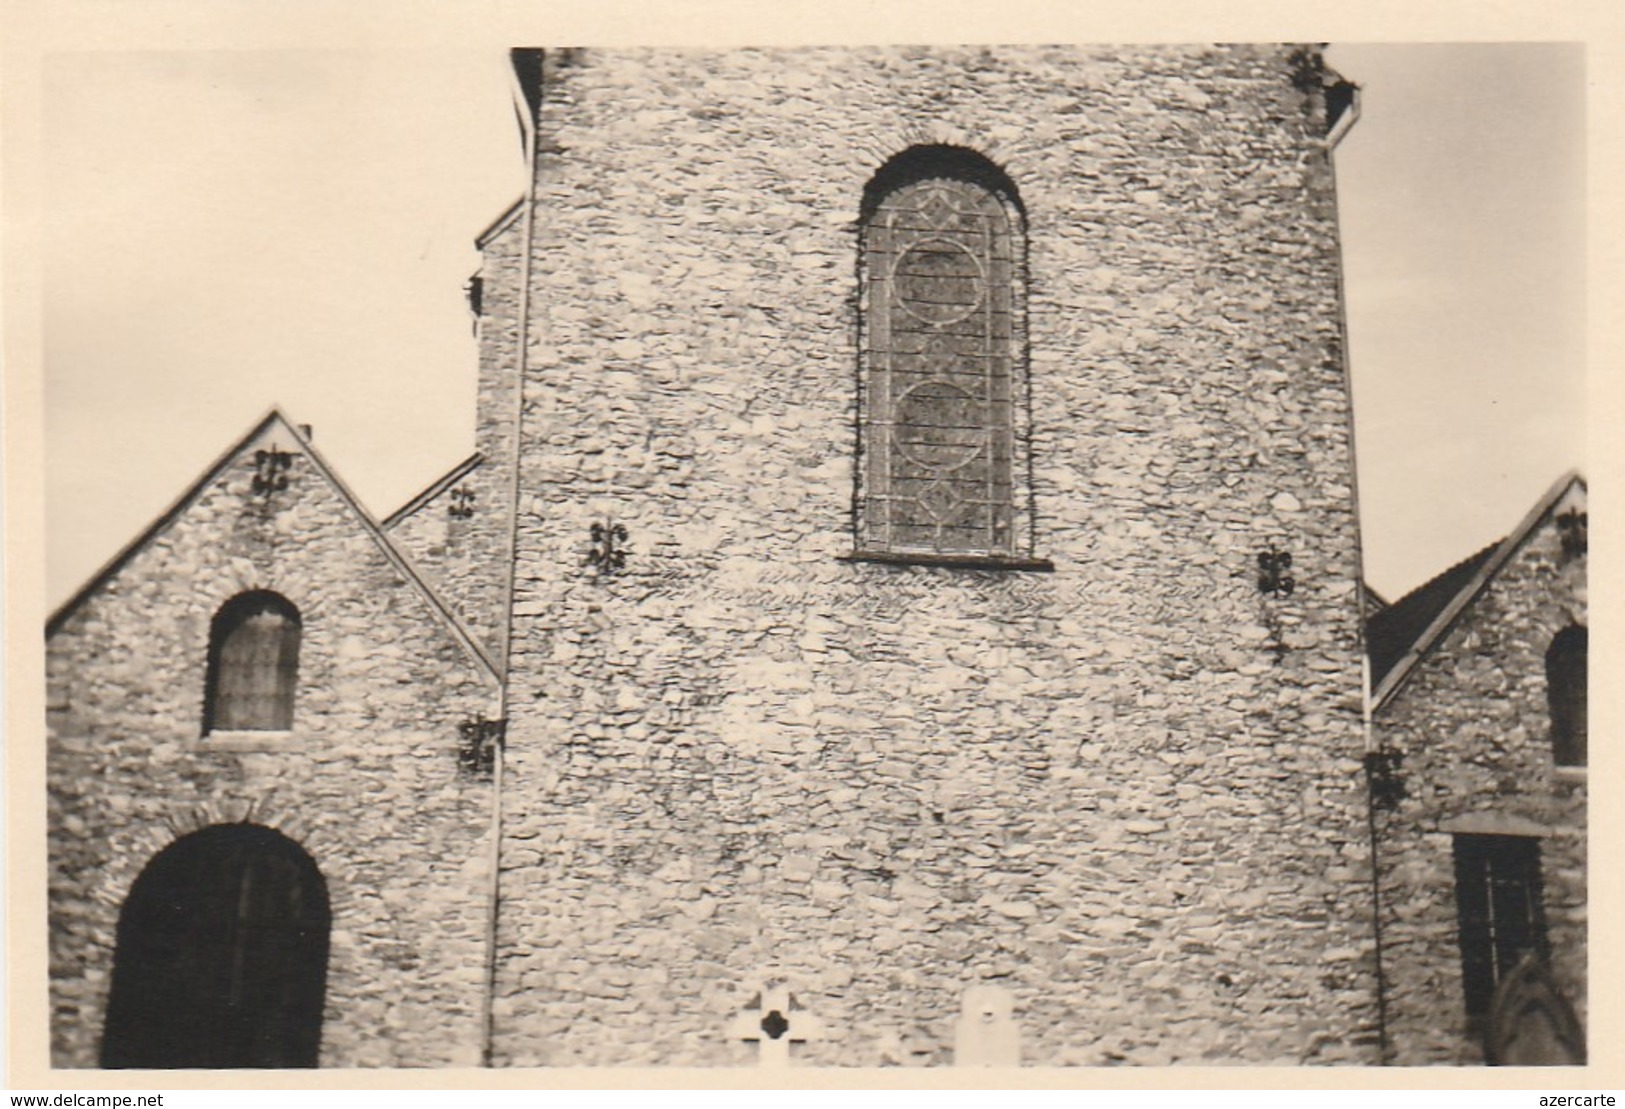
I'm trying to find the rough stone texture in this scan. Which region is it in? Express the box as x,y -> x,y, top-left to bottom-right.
384,210 -> 528,660
46,416 -> 501,1068
1370,482 -> 1587,1065
491,45 -> 1377,1066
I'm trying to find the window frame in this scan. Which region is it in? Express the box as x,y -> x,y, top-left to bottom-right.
848,145 -> 1047,571
1545,624 -> 1587,769
1452,833 -> 1550,1024
202,590 -> 302,737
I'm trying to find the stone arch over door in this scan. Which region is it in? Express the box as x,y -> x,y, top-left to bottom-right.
100,823 -> 330,1068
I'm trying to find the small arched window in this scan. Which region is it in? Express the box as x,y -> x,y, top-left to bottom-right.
1545,625 -> 1586,767
857,145 -> 1025,558
203,591 -> 301,733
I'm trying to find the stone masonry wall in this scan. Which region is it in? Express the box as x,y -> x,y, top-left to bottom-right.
1371,490 -> 1587,1065
492,45 -> 1377,1065
46,419 -> 500,1068
385,212 -> 528,660
386,454 -> 503,655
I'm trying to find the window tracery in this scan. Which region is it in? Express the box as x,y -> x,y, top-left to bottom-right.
858,147 -> 1025,560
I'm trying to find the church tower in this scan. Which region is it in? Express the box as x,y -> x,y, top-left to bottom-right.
477,45 -> 1376,1065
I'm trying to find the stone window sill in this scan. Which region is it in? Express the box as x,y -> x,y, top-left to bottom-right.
840,550 -> 1054,572
1553,765 -> 1588,784
204,730 -> 304,752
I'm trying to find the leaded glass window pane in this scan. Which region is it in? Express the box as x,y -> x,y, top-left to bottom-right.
864,174 -> 1015,555
1453,834 -> 1549,1020
205,592 -> 300,732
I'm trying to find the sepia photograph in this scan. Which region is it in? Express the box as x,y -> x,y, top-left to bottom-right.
19,25 -> 1591,1084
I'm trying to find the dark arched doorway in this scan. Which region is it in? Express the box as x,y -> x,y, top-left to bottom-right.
101,824 -> 330,1068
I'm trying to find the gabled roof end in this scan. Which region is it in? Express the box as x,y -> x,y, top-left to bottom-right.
1369,470 -> 1587,713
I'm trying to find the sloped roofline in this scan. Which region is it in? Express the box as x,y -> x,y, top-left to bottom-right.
475,197 -> 524,249
47,408 -> 286,638
47,408 -> 500,682
1366,539 -> 1500,688
1371,469 -> 1586,713
382,451 -> 484,529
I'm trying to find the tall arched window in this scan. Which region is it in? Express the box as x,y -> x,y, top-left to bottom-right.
1545,624 -> 1587,767
204,591 -> 300,733
857,146 -> 1025,559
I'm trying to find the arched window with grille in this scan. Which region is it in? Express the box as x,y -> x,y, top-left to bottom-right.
203,591 -> 301,733
1545,624 -> 1586,767
856,146 -> 1029,561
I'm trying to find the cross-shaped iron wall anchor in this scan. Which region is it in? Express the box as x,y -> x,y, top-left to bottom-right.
728,983 -> 824,1068
1556,508 -> 1587,560
1257,547 -> 1295,597
586,520 -> 629,576
252,448 -> 294,497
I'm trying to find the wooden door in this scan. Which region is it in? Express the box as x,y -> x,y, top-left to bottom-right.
101,824 -> 330,1068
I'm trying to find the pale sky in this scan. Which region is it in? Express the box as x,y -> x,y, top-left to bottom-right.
1328,43 -> 1585,597
40,44 -> 1586,610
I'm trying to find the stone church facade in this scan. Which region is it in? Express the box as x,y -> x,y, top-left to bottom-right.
44,45 -> 1584,1068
